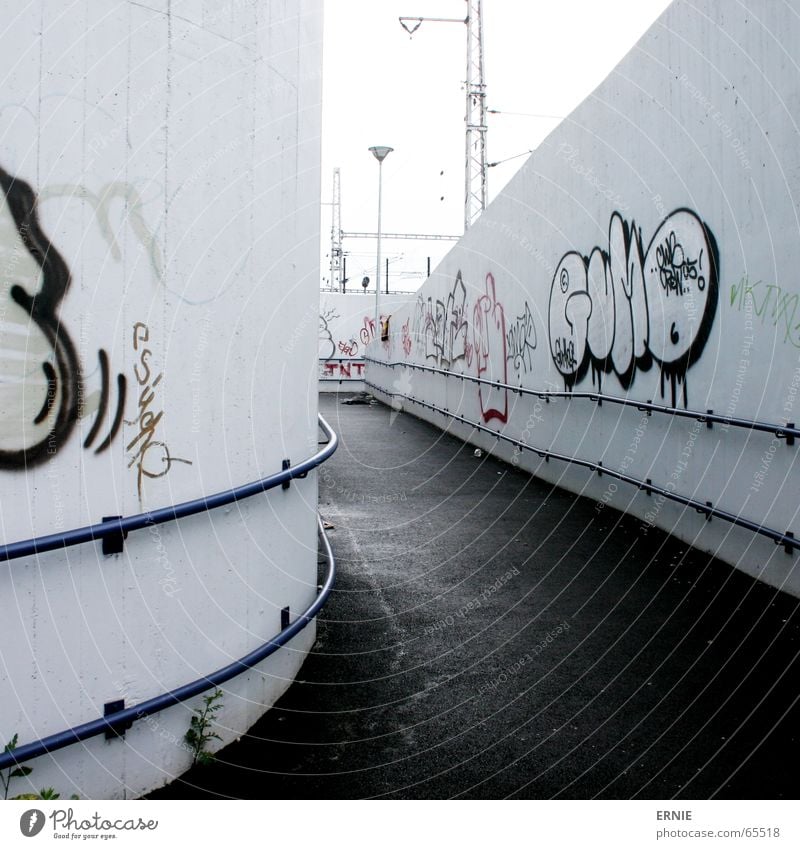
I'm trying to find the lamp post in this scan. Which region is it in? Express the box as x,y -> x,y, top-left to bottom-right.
368,145 -> 393,341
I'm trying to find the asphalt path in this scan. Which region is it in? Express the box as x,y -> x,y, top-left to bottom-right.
150,393 -> 800,799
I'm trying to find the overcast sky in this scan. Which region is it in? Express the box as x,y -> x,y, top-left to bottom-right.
320,0 -> 674,292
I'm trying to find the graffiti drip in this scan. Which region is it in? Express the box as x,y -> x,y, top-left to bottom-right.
473,272 -> 508,423
547,209 -> 718,406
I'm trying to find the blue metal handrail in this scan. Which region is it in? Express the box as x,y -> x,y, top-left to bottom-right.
0,415 -> 337,562
367,381 -> 799,553
364,357 -> 799,443
0,416 -> 338,769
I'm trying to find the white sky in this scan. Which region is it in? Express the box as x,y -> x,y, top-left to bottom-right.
320,0 -> 674,292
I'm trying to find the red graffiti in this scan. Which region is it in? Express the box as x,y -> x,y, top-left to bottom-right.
359,317 -> 377,346
359,315 -> 391,348
338,338 -> 359,356
321,360 -> 366,379
473,272 -> 508,423
402,319 -> 412,357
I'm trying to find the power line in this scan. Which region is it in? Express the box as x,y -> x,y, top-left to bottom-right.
342,231 -> 460,241
487,150 -> 533,168
487,108 -> 565,120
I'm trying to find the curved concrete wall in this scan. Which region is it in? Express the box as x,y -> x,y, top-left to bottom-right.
0,1 -> 322,798
367,0 -> 800,597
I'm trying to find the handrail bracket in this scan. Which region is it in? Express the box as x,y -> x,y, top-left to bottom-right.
101,516 -> 127,556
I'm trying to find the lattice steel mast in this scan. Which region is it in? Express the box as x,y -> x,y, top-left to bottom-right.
330,167 -> 343,291
464,0 -> 487,230
399,0 -> 488,231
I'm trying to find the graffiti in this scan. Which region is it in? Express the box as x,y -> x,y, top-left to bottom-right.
423,300 -> 441,360
338,338 -> 359,356
320,306 -> 395,364
359,316 -> 377,346
320,360 -> 365,379
410,296 -> 426,358
473,272 -> 508,423
411,293 -> 426,341
40,182 -> 163,284
319,307 -> 338,360
358,314 -> 392,348
506,301 -> 537,374
729,276 -> 800,348
553,337 -> 577,373
444,272 -> 469,365
126,322 -> 191,501
655,229 -> 704,296
0,166 -> 80,466
422,272 -> 469,367
0,166 -> 126,467
401,319 -> 412,357
82,348 -> 126,454
548,209 -> 718,407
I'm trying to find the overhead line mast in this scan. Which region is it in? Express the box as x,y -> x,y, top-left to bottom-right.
464,0 -> 488,230
326,172 -> 460,292
330,167 -> 343,291
400,0 -> 487,231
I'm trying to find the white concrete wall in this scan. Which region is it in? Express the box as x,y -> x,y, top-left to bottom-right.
367,0 -> 800,597
319,291 -> 410,391
0,0 -> 322,798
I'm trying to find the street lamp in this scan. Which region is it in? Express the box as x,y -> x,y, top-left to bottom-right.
369,145 -> 393,340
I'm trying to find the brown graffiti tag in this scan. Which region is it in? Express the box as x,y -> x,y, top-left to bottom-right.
127,322 -> 191,500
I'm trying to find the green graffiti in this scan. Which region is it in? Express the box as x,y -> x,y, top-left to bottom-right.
729,275 -> 800,348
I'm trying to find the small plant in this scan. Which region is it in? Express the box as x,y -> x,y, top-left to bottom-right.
1,734 -> 32,800
185,689 -> 224,767
13,788 -> 61,800
2,734 -> 78,800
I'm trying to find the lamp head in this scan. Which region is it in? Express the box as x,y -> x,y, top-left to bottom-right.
369,145 -> 394,163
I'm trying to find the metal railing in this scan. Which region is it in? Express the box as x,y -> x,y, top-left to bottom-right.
365,378 -> 799,554
364,358 -> 799,444
1,415 -> 337,562
0,415 -> 338,769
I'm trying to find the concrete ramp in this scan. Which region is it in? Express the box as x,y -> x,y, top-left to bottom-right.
150,395 -> 800,799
